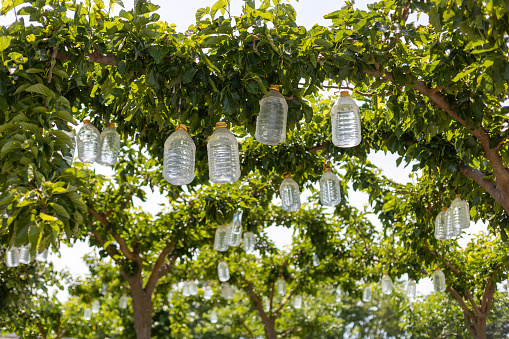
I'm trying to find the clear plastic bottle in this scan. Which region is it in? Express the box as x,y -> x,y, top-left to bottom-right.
214,224 -> 229,252
255,85 -> 288,145
189,281 -> 198,295
381,273 -> 393,295
335,286 -> 342,302
276,277 -> 286,295
218,261 -> 230,282
97,123 -> 121,166
227,211 -> 243,246
312,253 -> 319,267
18,245 -> 30,264
280,173 -> 301,212
451,194 -> 470,230
320,167 -> 342,207
163,124 -> 196,185
433,268 -> 446,292
83,308 -> 92,320
434,207 -> 448,240
243,232 -> 256,253
204,285 -> 213,300
445,207 -> 456,239
331,91 -> 362,148
91,300 -> 100,313
182,282 -> 190,297
293,295 -> 302,309
362,286 -> 372,302
207,122 -> 241,183
35,249 -> 48,262
6,247 -> 19,267
77,120 -> 100,163
167,290 -> 173,302
407,279 -> 416,298
264,297 -> 270,312
119,295 -> 128,309
221,282 -> 234,300
62,125 -> 76,166
210,309 -> 218,323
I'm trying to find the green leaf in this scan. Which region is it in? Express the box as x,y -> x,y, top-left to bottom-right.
28,224 -> 41,248
25,84 -> 55,99
148,45 -> 168,64
40,213 -> 56,221
211,0 -> 228,18
50,202 -> 70,219
195,7 -> 210,21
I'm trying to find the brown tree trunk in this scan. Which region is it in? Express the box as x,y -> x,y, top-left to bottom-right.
129,277 -> 153,339
471,316 -> 487,339
263,318 -> 278,339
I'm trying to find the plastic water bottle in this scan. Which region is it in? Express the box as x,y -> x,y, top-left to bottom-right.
243,232 -> 255,253
35,249 -> 48,262
210,310 -> 218,323
204,285 -> 213,300
18,245 -> 30,264
434,207 -> 448,240
280,173 -> 301,212
320,167 -> 342,207
218,261 -> 230,282
207,122 -> 241,183
293,295 -> 302,309
255,85 -> 288,145
119,295 -> 128,309
362,286 -> 372,302
451,194 -> 470,229
433,268 -> 446,292
182,282 -> 190,297
445,207 -> 457,239
167,290 -> 173,302
214,225 -> 229,252
221,282 -> 234,300
264,297 -> 270,312
189,281 -> 198,295
331,91 -> 362,148
62,125 -> 76,166
97,123 -> 120,166
77,120 -> 100,163
407,279 -> 416,298
276,277 -> 286,295
335,286 -> 342,302
227,211 -> 243,246
91,300 -> 100,313
6,247 -> 19,267
83,308 -> 92,320
163,124 -> 196,185
312,253 -> 319,267
381,273 -> 393,295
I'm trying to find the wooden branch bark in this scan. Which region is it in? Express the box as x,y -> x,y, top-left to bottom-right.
37,322 -> 47,339
446,286 -> 475,322
274,282 -> 301,317
459,162 -> 502,203
241,275 -> 270,323
56,50 -> 118,66
465,290 -> 482,318
112,232 -> 142,265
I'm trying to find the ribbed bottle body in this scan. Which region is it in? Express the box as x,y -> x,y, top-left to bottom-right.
62,128 -> 76,166
207,127 -> 240,183
407,280 -> 416,298
381,274 -> 393,295
163,129 -> 196,185
97,126 -> 120,166
312,253 -> 319,267
188,281 -> 198,295
293,295 -> 302,309
243,232 -> 255,252
83,308 -> 92,320
320,171 -> 341,206
218,261 -> 230,282
445,208 -> 458,239
331,95 -> 362,148
276,277 -> 286,295
182,282 -> 190,297
204,286 -> 213,300
451,197 -> 470,230
362,286 -> 372,302
433,269 -> 446,292
255,89 -> 288,145
210,310 -> 218,323
119,295 -> 128,309
6,247 -> 19,267
221,282 -> 234,299
434,209 -> 448,240
18,245 -> 30,264
227,213 -> 243,247
77,122 -> 100,163
92,300 -> 100,313
214,225 -> 229,251
280,177 -> 301,212
35,249 -> 48,262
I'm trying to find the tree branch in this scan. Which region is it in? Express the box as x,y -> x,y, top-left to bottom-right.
459,162 -> 502,203
112,232 -> 142,265
269,281 -> 275,315
274,282 -> 301,317
424,241 -> 461,276
89,207 -> 109,226
308,143 -> 326,153
241,275 -> 270,323
37,322 -> 47,339
465,290 -> 482,318
446,286 -> 475,322
56,50 -> 117,66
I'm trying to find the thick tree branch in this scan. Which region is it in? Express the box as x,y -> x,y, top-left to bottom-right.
274,282 -> 301,317
269,281 -> 275,315
112,232 -> 142,265
89,207 -> 109,226
37,322 -> 47,339
465,290 -> 482,318
308,143 -> 326,153
56,50 -> 117,66
446,286 -> 475,322
459,162 -> 501,202
56,328 -> 67,339
241,275 -> 270,323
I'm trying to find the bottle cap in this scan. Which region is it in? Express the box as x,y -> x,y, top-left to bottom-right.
324,167 -> 332,172
340,91 -> 350,97
84,119 -> 91,123
435,267 -> 440,270
442,207 -> 448,211
109,123 -> 115,128
216,122 -> 227,128
384,271 -> 388,275
176,124 -> 187,131
282,172 -> 291,179
456,194 -> 461,198
269,84 -> 280,91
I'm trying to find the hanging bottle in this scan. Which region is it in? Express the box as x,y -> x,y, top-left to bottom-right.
264,297 -> 270,312
214,224 -> 229,252
221,282 -> 234,300
320,167 -> 342,207
312,253 -> 319,267
381,273 -> 393,295
189,280 -> 198,295
293,295 -> 302,309
407,279 -> 416,298
119,295 -> 128,309
83,308 -> 92,320
445,207 -> 455,239
451,194 -> 470,230
97,123 -> 121,166
5,247 -> 19,267
362,285 -> 372,302
218,261 -> 230,282
163,124 -> 196,185
280,173 -> 301,212
434,207 -> 448,240
243,232 -> 256,253
335,286 -> 342,302
433,268 -> 446,292
331,91 -> 362,148
101,283 -> 107,295
276,277 -> 286,295
18,245 -> 30,264
207,122 -> 241,183
204,285 -> 213,300
91,300 -> 100,313
255,85 -> 288,145
35,248 -> 48,262
210,309 -> 218,323
77,120 -> 100,163
182,282 -> 191,297
62,125 -> 76,166
167,290 -> 173,302
227,211 -> 243,247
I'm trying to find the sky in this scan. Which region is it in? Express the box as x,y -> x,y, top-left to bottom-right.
1,0 -> 499,302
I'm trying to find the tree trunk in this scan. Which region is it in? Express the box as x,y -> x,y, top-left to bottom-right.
263,318 -> 278,339
130,281 -> 153,339
471,316 -> 487,339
